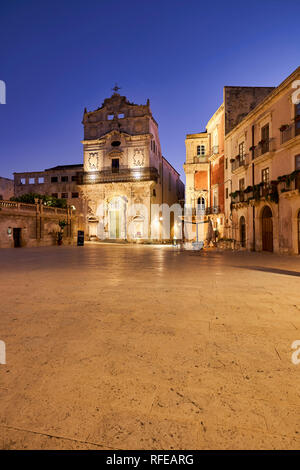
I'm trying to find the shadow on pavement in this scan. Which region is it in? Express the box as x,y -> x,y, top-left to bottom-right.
236,265 -> 300,277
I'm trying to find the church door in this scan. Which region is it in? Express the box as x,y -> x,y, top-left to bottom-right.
109,209 -> 120,239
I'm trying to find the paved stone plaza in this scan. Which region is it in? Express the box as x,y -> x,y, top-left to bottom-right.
0,245 -> 300,449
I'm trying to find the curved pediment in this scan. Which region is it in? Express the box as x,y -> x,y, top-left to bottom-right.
107,149 -> 124,159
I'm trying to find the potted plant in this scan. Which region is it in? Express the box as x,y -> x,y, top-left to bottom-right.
57,219 -> 67,245
279,124 -> 288,132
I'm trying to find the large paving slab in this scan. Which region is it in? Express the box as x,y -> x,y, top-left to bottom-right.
0,245 -> 300,449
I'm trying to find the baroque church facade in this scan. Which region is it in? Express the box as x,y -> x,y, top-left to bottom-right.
13,91 -> 184,242
78,91 -> 184,241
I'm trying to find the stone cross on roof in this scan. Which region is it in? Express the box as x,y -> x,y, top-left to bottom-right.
112,84 -> 121,93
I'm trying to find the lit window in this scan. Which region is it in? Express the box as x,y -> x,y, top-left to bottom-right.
239,142 -> 245,160
262,168 -> 269,184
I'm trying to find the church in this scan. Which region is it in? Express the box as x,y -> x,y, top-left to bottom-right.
13,90 -> 184,242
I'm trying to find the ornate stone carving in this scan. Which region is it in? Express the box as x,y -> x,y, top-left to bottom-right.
88,152 -> 98,170
133,148 -> 144,167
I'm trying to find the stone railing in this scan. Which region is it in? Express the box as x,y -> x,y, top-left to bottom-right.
77,167 -> 159,184
0,200 -> 70,216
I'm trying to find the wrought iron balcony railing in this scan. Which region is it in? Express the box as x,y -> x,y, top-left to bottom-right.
280,121 -> 300,144
189,205 -> 221,216
231,155 -> 247,172
77,167 -> 159,184
205,205 -> 221,214
254,138 -> 275,159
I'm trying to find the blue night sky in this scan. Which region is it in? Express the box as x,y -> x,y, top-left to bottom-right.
0,0 -> 299,181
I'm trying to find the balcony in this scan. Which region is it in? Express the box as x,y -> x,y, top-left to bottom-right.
189,205 -> 221,216
205,205 -> 221,215
231,154 -> 247,172
280,121 -> 300,144
279,171 -> 300,195
254,138 -> 275,159
193,155 -> 209,163
231,182 -> 279,206
77,167 -> 159,184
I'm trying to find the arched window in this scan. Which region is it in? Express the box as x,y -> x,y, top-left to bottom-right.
197,197 -> 205,211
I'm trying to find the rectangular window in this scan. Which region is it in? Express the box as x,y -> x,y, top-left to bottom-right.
197,145 -> 205,156
52,193 -> 58,198
226,187 -> 229,199
225,158 -> 228,170
213,188 -> 218,207
61,193 -> 68,199
239,142 -> 245,160
296,104 -> 300,136
239,178 -> 245,191
112,158 -> 119,173
20,178 -> 26,185
118,113 -> 124,119
61,176 -> 68,182
51,176 -> 58,183
108,114 -> 114,120
261,124 -> 270,153
29,177 -> 35,184
262,167 -> 270,184
38,177 -> 44,184
72,192 -> 79,198
71,175 -> 77,182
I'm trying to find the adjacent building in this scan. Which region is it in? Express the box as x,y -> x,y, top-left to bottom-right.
226,66 -> 300,254
0,176 -> 14,200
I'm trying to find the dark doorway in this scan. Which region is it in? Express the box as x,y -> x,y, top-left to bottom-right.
112,158 -> 119,173
13,228 -> 22,247
240,216 -> 246,247
262,206 -> 273,252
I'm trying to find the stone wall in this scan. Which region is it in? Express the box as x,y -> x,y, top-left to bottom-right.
0,200 -> 76,248
224,86 -> 275,135
0,177 -> 14,200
